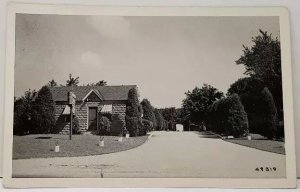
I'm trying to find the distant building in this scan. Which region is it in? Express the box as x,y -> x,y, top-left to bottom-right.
49,85 -> 136,134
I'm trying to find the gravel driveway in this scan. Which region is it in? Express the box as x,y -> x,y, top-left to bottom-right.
13,131 -> 286,178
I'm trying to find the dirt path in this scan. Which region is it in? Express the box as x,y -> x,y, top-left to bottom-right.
13,131 -> 286,178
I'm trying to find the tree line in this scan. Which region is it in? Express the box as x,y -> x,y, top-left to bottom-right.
48,74 -> 107,87
125,30 -> 283,139
125,88 -> 180,136
179,30 -> 282,139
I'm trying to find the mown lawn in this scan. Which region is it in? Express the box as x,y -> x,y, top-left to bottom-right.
13,134 -> 148,159
225,139 -> 285,155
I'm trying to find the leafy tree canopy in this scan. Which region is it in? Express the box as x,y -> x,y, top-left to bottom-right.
159,107 -> 177,131
66,74 -> 79,86
141,99 -> 157,128
154,109 -> 165,130
31,86 -> 56,134
47,79 -> 58,87
87,80 -> 107,86
227,77 -> 265,96
207,94 -> 248,137
96,80 -> 107,86
236,29 -> 282,111
236,29 -> 281,81
182,84 -> 223,124
13,89 -> 37,135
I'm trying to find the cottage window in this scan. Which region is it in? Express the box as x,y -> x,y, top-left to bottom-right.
101,104 -> 113,114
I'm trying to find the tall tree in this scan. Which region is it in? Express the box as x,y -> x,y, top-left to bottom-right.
261,87 -> 278,139
154,109 -> 165,131
13,89 -> 37,135
125,88 -> 142,136
236,30 -> 282,114
47,79 -> 58,87
227,77 -> 265,135
31,86 -> 56,134
141,99 -> 157,129
207,94 -> 249,137
161,107 -> 177,131
66,74 -> 79,86
182,84 -> 223,125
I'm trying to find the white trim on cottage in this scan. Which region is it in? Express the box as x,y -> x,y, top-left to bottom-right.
82,89 -> 102,102
61,105 -> 75,115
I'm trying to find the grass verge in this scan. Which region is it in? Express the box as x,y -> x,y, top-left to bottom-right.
225,139 -> 285,155
13,134 -> 148,159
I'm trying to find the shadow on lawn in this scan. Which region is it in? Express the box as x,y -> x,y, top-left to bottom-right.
35,136 -> 52,139
35,136 -> 70,140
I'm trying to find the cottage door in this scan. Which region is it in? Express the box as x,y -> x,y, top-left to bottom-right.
88,107 -> 97,130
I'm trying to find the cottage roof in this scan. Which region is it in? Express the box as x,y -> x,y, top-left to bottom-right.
49,85 -> 136,102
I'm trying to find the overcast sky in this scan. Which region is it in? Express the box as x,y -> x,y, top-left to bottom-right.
15,14 -> 280,108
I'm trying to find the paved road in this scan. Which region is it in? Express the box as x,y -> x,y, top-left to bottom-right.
13,131 -> 286,178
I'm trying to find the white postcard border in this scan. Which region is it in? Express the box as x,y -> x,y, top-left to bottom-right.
3,3 -> 296,188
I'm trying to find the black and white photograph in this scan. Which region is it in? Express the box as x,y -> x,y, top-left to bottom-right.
3,4 -> 296,188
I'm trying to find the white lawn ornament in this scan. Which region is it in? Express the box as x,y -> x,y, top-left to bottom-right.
247,135 -> 252,140
99,140 -> 104,147
126,133 -> 130,138
99,136 -> 104,147
54,143 -> 59,153
118,137 -> 123,142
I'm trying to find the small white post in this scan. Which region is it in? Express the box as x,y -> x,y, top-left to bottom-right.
55,145 -> 60,153
99,140 -> 104,147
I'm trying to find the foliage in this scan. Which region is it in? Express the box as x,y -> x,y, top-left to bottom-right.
260,87 -> 278,139
47,79 -> 58,87
125,88 -> 142,136
13,89 -> 37,135
236,29 -> 283,116
207,94 -> 249,137
31,86 -> 56,134
86,80 -> 107,86
72,116 -> 81,134
161,107 -> 176,121
154,109 -> 164,130
125,116 -> 139,136
97,116 -> 111,135
182,84 -> 223,125
227,77 -> 265,134
96,80 -> 107,86
141,99 -> 157,130
228,78 -> 282,139
160,107 -> 177,131
66,74 -> 79,86
141,119 -> 153,135
227,77 -> 265,96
